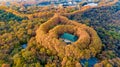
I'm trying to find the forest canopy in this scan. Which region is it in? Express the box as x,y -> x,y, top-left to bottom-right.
0,0 -> 120,67
0,10 -> 24,22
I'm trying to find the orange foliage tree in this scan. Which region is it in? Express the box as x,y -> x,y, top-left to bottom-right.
36,14 -> 102,66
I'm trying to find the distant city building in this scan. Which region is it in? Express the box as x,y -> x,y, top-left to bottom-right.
84,2 -> 98,7
0,0 -> 99,7
80,1 -> 98,7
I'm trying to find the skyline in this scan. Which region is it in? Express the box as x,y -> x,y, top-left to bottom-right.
0,0 -> 94,2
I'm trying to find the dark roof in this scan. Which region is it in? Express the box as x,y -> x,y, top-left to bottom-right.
75,0 -> 82,2
22,44 -> 27,49
82,2 -> 88,6
60,33 -> 78,42
80,57 -> 98,67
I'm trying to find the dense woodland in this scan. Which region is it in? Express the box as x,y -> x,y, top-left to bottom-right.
71,1 -> 120,58
0,10 -> 24,22
0,1 -> 120,67
36,14 -> 102,66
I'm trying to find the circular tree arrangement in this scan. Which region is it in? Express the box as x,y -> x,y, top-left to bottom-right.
36,14 -> 102,66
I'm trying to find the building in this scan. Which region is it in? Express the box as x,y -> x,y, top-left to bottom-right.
84,2 -> 98,7
60,33 -> 78,44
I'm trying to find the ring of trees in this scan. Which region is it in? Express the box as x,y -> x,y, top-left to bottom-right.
36,14 -> 102,60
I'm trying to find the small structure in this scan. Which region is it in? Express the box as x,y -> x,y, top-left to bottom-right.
80,57 -> 98,67
60,33 -> 78,44
84,3 -> 98,7
81,2 -> 88,6
22,44 -> 27,49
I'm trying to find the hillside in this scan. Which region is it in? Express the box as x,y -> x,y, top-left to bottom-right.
71,1 -> 120,58
36,14 -> 102,66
